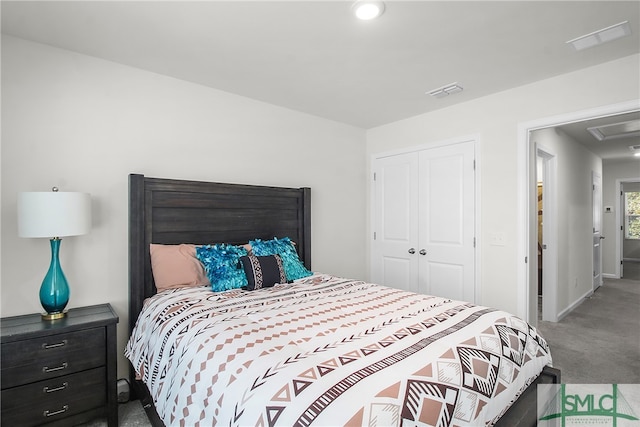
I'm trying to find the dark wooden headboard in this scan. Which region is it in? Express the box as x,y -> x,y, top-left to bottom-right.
128,174 -> 311,335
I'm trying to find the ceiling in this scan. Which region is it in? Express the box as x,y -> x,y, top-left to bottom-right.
1,1 -> 640,158
557,111 -> 640,161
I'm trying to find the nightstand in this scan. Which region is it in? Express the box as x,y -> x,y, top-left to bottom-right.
1,304 -> 119,427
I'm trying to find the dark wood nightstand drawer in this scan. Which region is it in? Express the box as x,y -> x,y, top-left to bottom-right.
1,304 -> 119,427
1,328 -> 106,389
1,367 -> 106,426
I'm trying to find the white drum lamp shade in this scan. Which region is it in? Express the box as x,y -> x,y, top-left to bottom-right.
18,192 -> 91,238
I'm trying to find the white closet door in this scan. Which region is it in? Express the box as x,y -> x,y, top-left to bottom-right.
418,141 -> 475,302
371,152 -> 420,293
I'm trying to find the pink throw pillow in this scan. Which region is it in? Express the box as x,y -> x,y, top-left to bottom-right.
150,244 -> 210,291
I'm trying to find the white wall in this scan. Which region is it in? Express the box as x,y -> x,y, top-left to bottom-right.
366,54 -> 640,316
0,36 -> 367,378
532,127 -> 601,313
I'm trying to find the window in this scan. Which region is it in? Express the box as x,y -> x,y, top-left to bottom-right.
625,191 -> 640,239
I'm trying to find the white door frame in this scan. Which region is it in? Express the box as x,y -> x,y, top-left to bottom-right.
616,177 -> 640,278
536,145 -> 558,323
592,171 -> 603,290
370,134 -> 481,303
517,100 -> 640,323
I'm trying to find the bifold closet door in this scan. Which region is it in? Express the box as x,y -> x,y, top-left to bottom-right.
418,141 -> 475,302
372,141 -> 475,302
371,152 -> 420,293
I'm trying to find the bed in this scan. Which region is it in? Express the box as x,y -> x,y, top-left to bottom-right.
126,174 -> 559,427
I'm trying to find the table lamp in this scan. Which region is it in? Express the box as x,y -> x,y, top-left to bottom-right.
18,188 -> 91,320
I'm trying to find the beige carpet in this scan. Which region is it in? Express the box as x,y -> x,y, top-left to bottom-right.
537,275 -> 640,384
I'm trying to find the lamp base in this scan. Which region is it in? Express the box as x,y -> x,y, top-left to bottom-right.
42,311 -> 66,321
40,238 -> 70,319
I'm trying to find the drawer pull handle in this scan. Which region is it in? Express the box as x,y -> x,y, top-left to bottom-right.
42,340 -> 67,349
43,405 -> 69,417
43,382 -> 68,393
42,362 -> 68,373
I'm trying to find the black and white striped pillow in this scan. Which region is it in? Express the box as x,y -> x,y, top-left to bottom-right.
239,254 -> 287,290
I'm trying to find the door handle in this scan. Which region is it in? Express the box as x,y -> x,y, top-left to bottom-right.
408,248 -> 416,254
599,236 -> 605,240
419,249 -> 427,255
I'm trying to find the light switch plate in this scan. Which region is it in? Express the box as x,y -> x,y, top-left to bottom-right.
489,232 -> 506,246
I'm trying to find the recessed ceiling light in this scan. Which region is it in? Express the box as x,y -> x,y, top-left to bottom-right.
352,1 -> 385,20
566,21 -> 631,51
588,119 -> 640,141
427,83 -> 464,99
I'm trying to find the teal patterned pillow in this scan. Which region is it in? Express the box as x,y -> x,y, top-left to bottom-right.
249,237 -> 312,281
196,244 -> 248,292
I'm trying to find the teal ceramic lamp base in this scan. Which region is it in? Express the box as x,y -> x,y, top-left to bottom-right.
40,238 -> 70,321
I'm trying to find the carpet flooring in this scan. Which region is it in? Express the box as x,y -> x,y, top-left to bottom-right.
537,275 -> 640,384
79,399 -> 151,427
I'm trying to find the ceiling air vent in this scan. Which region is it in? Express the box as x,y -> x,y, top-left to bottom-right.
427,82 -> 463,99
566,21 -> 631,51
587,119 -> 640,141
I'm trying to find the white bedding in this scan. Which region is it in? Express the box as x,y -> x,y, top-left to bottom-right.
126,274 -> 552,426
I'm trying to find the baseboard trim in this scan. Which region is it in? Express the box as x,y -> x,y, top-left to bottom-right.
602,273 -> 619,279
557,288 -> 594,322
623,258 -> 640,263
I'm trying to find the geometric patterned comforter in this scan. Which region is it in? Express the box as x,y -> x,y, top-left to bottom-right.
125,274 -> 552,427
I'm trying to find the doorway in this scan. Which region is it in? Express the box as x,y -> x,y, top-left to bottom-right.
619,180 -> 640,279
536,146 -> 558,323
517,100 -> 640,324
